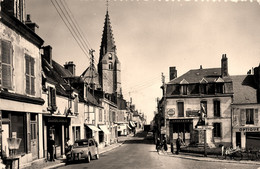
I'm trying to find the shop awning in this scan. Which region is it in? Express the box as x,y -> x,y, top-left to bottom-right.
99,125 -> 110,134
85,124 -> 101,131
129,121 -> 136,128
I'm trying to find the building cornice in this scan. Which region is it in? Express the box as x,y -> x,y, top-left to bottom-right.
1,11 -> 44,48
0,90 -> 45,105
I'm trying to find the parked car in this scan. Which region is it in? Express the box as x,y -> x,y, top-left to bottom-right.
66,138 -> 99,163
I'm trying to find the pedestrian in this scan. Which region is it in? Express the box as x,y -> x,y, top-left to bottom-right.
176,136 -> 182,155
162,136 -> 168,153
47,135 -> 55,161
156,138 -> 161,154
66,138 -> 73,154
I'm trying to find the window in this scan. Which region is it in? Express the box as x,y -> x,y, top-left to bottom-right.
0,40 -> 13,89
177,102 -> 184,117
25,55 -> 35,95
108,53 -> 112,60
200,84 -> 207,94
216,83 -> 223,93
108,62 -> 113,69
182,85 -> 187,95
47,87 -> 57,112
99,109 -> 102,122
213,123 -> 221,137
213,100 -> 220,117
246,109 -> 254,124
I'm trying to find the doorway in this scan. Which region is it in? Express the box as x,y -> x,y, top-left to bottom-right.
30,114 -> 38,160
236,132 -> 241,148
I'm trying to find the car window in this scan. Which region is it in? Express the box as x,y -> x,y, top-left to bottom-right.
75,140 -> 88,147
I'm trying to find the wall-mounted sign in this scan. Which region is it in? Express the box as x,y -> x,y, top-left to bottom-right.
186,110 -> 199,117
238,127 -> 260,132
47,117 -> 68,123
167,108 -> 175,115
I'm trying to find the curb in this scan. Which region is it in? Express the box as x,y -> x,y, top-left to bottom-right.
167,153 -> 260,166
43,141 -> 126,169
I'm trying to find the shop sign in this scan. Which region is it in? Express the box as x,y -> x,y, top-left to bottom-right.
186,110 -> 199,117
172,119 -> 193,123
238,127 -> 260,132
48,117 -> 68,123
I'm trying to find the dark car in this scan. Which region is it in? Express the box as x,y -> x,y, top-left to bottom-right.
66,138 -> 99,163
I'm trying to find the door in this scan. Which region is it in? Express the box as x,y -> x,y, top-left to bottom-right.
30,114 -> 38,160
236,132 -> 241,148
2,124 -> 9,157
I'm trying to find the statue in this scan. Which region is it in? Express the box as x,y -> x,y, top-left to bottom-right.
196,103 -> 207,127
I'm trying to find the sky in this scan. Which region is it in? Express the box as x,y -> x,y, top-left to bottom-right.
26,0 -> 260,123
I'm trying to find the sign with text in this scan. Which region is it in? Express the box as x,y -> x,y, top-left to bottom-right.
186,110 -> 199,117
238,127 -> 260,132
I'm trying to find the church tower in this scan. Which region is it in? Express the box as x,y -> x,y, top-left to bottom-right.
98,10 -> 122,96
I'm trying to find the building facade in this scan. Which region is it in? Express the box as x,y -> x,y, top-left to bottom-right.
164,55 -> 233,147
0,0 -> 45,165
231,65 -> 260,149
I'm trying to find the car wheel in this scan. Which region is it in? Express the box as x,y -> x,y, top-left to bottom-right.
95,154 -> 99,160
86,153 -> 91,163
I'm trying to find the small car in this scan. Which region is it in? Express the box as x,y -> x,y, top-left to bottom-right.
66,138 -> 99,163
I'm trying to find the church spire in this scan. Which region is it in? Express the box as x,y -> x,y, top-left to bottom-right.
99,8 -> 116,61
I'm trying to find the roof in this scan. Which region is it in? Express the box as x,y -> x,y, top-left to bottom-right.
42,58 -> 75,97
231,75 -> 257,104
168,68 -> 232,84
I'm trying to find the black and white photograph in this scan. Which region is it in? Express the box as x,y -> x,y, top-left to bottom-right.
0,0 -> 260,168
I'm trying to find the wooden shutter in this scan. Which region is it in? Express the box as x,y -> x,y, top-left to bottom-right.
47,87 -> 51,107
241,109 -> 246,126
25,55 -> 30,94
0,40 -> 2,85
254,109 -> 258,125
51,88 -> 56,107
1,40 -> 12,89
30,57 -> 35,95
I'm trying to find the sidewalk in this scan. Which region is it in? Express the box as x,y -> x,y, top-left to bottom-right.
163,145 -> 260,166
22,136 -> 129,169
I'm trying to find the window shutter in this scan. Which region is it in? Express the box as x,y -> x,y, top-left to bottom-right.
0,40 -> 2,85
2,40 -> 12,89
30,58 -> 35,95
52,88 -> 56,107
254,109 -> 258,125
25,56 -> 30,94
47,87 -> 51,107
241,109 -> 246,126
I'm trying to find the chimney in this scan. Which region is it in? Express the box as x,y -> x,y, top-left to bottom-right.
253,64 -> 260,103
42,45 -> 53,66
2,0 -> 25,22
169,67 -> 177,81
221,54 -> 228,77
25,14 -> 39,33
64,61 -> 76,76
200,65 -> 203,69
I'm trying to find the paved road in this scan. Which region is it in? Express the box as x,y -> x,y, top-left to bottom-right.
60,132 -> 260,169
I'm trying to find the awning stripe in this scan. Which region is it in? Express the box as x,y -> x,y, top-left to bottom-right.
85,124 -> 101,131
99,125 -> 110,134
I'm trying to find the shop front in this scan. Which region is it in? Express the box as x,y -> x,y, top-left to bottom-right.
169,119 -> 193,145
233,126 -> 260,150
43,116 -> 70,159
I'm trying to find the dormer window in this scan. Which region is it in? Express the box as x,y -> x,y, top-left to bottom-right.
182,85 -> 187,95
109,62 -> 113,69
200,84 -> 207,94
216,83 -> 224,94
